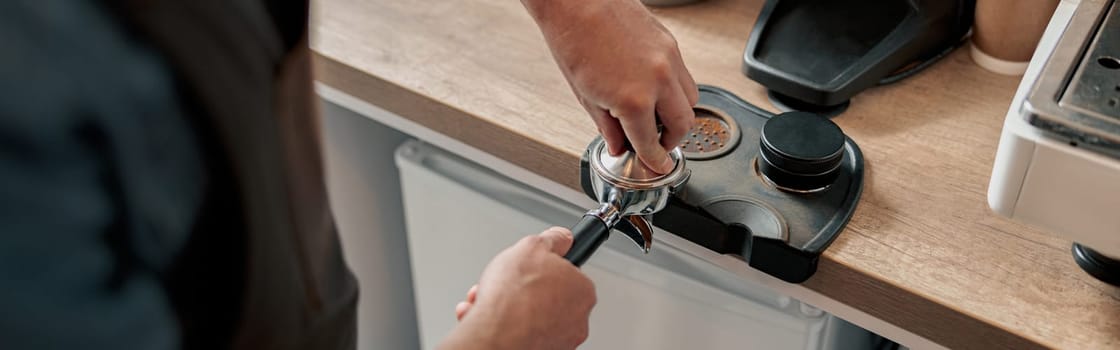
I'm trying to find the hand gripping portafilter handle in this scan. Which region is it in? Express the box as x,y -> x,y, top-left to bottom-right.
563,214 -> 612,266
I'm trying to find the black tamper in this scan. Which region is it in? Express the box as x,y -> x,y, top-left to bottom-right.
758,112 -> 846,193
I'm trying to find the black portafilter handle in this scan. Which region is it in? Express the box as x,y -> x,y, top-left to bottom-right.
563,214 -> 612,266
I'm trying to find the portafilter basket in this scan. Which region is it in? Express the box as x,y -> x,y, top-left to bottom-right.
563,138 -> 691,266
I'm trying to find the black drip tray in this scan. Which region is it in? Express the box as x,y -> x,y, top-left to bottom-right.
579,85 -> 865,283
742,0 -> 974,108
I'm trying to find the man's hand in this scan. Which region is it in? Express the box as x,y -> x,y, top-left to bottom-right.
523,0 -> 699,174
439,227 -> 596,350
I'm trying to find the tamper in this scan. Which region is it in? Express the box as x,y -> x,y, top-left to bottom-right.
564,138 -> 691,266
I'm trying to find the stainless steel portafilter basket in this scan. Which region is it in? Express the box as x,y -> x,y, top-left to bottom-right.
563,138 -> 691,266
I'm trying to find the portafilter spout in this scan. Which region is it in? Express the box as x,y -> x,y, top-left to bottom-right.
563,138 -> 690,266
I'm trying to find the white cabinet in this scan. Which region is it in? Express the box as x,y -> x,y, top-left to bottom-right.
321,101 -> 419,350
397,140 -> 876,350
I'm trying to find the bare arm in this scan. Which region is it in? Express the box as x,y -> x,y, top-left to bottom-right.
522,0 -> 698,174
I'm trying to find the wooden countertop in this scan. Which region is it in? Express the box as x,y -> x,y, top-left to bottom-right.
310,0 -> 1120,348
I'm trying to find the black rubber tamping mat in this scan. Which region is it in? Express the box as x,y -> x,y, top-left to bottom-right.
579,85 -> 865,283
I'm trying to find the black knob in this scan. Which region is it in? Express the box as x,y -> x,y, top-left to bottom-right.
758,112 -> 845,192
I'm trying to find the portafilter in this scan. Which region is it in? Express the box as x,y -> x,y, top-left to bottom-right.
564,138 -> 690,266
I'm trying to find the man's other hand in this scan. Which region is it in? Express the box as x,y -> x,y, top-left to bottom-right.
439,227 -> 596,350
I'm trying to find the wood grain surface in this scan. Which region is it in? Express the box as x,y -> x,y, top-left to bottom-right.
310,0 -> 1120,348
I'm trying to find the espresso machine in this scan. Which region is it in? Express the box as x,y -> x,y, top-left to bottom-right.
988,0 -> 1120,285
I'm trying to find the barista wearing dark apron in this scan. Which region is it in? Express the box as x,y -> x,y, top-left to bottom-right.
1,1 -> 356,348
0,0 -> 696,349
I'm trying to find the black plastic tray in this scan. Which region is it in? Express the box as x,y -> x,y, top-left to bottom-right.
580,85 -> 865,283
742,0 -> 974,107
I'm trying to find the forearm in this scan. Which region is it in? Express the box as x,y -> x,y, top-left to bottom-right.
520,0 -> 563,22
521,0 -> 595,34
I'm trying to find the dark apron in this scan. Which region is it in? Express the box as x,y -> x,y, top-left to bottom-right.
111,1 -> 358,348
